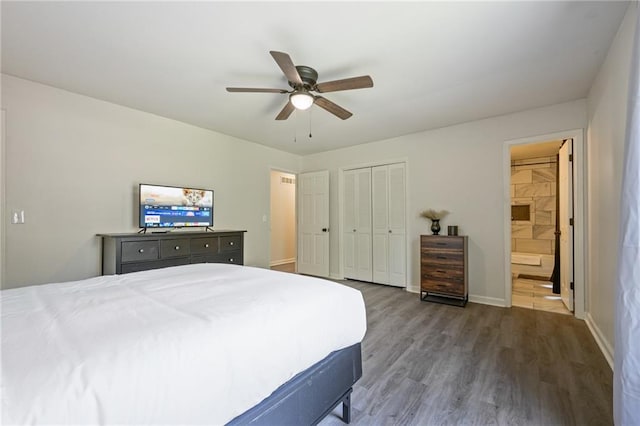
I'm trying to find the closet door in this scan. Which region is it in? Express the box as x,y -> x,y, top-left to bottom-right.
343,170 -> 357,279
372,163 -> 406,287
372,166 -> 390,284
387,163 -> 406,286
343,168 -> 372,281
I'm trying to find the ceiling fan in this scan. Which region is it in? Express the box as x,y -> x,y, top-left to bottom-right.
226,51 -> 373,120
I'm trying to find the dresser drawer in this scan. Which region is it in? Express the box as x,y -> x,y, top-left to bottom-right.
421,277 -> 465,296
160,238 -> 191,258
421,266 -> 464,280
121,241 -> 159,262
220,235 -> 242,252
121,258 -> 190,274
192,251 -> 242,265
420,251 -> 464,267
421,236 -> 464,251
190,237 -> 219,254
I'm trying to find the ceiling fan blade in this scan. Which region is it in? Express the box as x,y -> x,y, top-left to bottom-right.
275,101 -> 295,120
270,51 -> 303,85
315,76 -> 373,93
226,87 -> 288,93
314,96 -> 353,120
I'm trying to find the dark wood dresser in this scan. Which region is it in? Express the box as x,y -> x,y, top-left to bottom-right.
420,235 -> 468,306
99,230 -> 246,275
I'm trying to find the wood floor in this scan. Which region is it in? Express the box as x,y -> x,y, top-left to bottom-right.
317,280 -> 613,426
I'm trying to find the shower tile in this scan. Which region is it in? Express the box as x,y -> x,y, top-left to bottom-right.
511,224 -> 533,238
532,168 -> 556,183
515,239 -> 552,254
535,196 -> 555,211
535,210 -> 552,224
511,169 -> 532,184
533,225 -> 555,240
515,182 -> 551,197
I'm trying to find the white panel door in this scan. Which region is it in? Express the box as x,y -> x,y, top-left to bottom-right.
355,168 -> 373,281
387,163 -> 406,287
343,170 -> 357,279
297,170 -> 330,277
559,140 -> 574,311
372,165 -> 390,284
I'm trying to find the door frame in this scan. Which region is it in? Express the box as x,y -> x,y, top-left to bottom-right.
268,167 -> 297,270
338,158 -> 409,282
1,110 -> 6,289
503,129 -> 586,319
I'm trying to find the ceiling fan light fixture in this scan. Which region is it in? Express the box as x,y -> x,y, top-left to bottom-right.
290,91 -> 314,110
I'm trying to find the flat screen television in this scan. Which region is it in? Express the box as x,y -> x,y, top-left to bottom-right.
139,183 -> 213,229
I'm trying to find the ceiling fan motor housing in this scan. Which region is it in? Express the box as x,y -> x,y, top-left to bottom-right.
291,65 -> 318,90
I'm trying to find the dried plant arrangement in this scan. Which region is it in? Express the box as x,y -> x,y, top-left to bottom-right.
420,209 -> 449,221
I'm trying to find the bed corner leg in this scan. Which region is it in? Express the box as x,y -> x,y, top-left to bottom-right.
342,390 -> 352,424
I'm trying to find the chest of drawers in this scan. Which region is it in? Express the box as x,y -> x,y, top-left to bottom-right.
99,230 -> 246,275
420,235 -> 468,306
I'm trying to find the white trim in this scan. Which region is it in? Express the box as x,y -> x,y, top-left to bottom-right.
469,295 -> 508,307
585,313 -> 614,370
1,109 -> 5,289
503,129 -> 586,320
269,258 -> 296,267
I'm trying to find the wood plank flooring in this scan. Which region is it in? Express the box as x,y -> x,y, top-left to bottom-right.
318,280 -> 613,426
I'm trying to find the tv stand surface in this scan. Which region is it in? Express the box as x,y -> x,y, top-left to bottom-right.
98,230 -> 246,275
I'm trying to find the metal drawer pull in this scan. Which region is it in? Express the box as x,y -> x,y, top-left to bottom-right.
229,242 -> 234,246
437,256 -> 446,259
229,258 -> 234,262
174,246 -> 180,250
437,242 -> 446,245
205,243 -> 209,248
138,249 -> 144,253
436,270 -> 446,273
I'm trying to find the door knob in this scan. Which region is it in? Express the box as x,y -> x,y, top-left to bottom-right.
322,228 -> 329,232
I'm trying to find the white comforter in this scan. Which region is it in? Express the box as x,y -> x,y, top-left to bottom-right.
1,264 -> 367,425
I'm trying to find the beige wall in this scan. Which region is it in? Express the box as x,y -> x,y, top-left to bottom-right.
1,74 -> 301,289
270,171 -> 296,265
510,155 -> 557,255
302,99 -> 587,304
585,3 -> 637,360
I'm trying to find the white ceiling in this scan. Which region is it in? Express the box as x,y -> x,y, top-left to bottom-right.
1,1 -> 629,156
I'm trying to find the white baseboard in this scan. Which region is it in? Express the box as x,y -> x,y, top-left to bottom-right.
269,258 -> 296,267
468,295 -> 507,307
585,313 -> 614,370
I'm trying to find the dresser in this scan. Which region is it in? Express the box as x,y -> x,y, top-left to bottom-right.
99,230 -> 246,275
420,235 -> 468,306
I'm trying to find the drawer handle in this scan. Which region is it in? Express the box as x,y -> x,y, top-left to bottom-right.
229,242 -> 234,246
138,249 -> 144,253
205,243 -> 209,248
174,245 -> 180,250
436,270 -> 447,273
437,242 -> 446,246
437,256 -> 447,259
229,258 -> 234,262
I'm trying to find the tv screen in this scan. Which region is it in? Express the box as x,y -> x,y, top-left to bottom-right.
139,184 -> 213,229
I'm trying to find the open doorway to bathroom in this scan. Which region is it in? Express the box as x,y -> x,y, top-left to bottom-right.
269,170 -> 297,274
509,140 -> 572,315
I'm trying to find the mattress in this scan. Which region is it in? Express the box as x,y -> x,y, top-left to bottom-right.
1,264 -> 367,424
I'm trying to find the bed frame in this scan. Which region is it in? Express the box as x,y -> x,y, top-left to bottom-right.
227,343 -> 362,425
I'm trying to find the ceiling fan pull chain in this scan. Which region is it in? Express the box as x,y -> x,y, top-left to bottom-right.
309,108 -> 313,139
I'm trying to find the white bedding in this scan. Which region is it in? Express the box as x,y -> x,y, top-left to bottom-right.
1,264 -> 367,425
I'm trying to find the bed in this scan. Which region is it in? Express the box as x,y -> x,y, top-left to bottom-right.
1,263 -> 367,424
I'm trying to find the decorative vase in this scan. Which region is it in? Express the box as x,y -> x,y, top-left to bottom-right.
431,219 -> 441,235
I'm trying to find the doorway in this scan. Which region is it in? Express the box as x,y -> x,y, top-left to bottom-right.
269,170 -> 297,273
504,130 -> 586,319
509,140 -> 571,315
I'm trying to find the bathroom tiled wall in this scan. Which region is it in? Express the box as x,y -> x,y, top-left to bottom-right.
511,156 -> 557,254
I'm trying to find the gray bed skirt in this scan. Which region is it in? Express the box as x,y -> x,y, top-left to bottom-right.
227,343 -> 363,426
